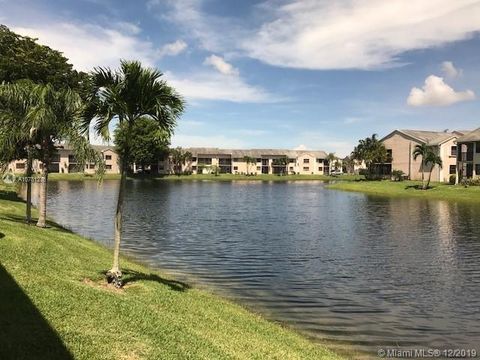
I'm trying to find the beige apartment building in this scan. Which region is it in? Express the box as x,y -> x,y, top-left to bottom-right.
456,128 -> 480,180
159,148 -> 329,175
381,129 -> 466,182
7,144 -> 120,175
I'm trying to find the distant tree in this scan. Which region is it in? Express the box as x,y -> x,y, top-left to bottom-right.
243,156 -> 255,175
170,147 -> 192,175
272,156 -> 289,175
210,164 -> 221,176
0,25 -> 86,90
84,60 -> 184,287
342,155 -> 355,174
352,134 -> 389,179
326,153 -> 336,175
114,117 -> 170,172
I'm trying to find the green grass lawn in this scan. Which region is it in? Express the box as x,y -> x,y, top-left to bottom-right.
46,172 -> 362,182
327,179 -> 480,202
0,183 -> 344,360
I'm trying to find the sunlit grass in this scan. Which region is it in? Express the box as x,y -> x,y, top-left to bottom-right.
327,179 -> 480,202
0,183 -> 344,360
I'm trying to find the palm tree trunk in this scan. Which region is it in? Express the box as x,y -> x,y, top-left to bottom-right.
421,159 -> 426,189
25,145 -> 33,224
107,159 -> 127,287
426,163 -> 434,189
36,149 -> 49,228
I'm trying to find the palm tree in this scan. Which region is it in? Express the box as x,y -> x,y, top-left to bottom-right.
413,144 -> 431,189
352,134 -> 388,179
425,151 -> 443,189
170,147 -> 192,175
326,153 -> 336,175
0,81 -> 100,226
243,156 -> 255,175
0,81 -> 36,223
84,60 -> 184,286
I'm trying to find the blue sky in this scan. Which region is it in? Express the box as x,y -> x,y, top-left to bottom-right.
2,0 -> 480,156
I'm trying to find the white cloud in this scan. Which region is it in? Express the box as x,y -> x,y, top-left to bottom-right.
117,21 -> 141,35
159,0 -> 480,70
203,55 -> 239,76
165,71 -> 276,103
441,61 -> 463,78
12,22 -> 158,71
407,75 -> 475,107
244,0 -> 480,69
158,40 -> 188,57
294,144 -> 308,150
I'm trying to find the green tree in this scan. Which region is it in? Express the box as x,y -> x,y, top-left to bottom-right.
0,81 -> 37,223
84,60 -> 184,286
272,156 -> 288,175
326,153 -> 336,175
0,82 -> 103,227
170,147 -> 192,175
0,25 -> 85,90
352,134 -> 389,179
413,144 -> 442,189
243,156 -> 255,175
114,117 -> 170,173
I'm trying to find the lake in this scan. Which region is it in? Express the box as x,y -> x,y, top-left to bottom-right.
28,180 -> 480,357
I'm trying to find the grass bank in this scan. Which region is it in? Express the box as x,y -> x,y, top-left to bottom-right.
47,172 -> 362,182
0,184 -> 343,360
327,180 -> 480,202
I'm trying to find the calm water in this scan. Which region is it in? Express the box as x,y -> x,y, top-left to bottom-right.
28,180 -> 480,357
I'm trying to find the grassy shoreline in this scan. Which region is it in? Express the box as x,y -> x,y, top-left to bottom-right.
0,184 -> 344,360
44,173 -> 362,182
327,180 -> 480,202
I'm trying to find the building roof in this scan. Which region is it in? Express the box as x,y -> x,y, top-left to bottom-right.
56,143 -> 115,152
185,147 -> 327,159
386,129 -> 458,145
457,128 -> 480,143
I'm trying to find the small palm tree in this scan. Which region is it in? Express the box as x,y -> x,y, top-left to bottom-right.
425,152 -> 443,189
0,81 -> 100,226
0,81 -> 36,223
84,60 -> 184,286
170,147 -> 192,175
413,144 -> 431,189
243,156 -> 255,175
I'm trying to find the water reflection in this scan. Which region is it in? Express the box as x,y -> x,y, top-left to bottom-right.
26,180 -> 480,357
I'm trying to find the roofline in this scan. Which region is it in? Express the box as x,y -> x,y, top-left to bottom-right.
381,129 -> 456,145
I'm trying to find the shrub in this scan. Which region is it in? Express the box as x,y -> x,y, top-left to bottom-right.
391,169 -> 405,181
449,174 -> 456,185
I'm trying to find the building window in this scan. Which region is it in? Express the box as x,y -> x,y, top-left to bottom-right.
191,157 -> 197,162
449,165 -> 456,174
105,154 -> 112,160
256,166 -> 261,170
89,164 -> 95,169
233,166 -> 238,170
68,155 -> 77,163
289,158 -> 295,163
318,167 -> 323,171
289,166 -> 294,171
198,157 -> 212,165
316,158 -> 323,163
105,165 -> 112,170
476,164 -> 480,175
16,162 -> 26,169
476,142 -> 480,153
451,146 -> 457,156
303,167 -> 309,171
256,158 -> 261,163
303,159 -> 309,164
